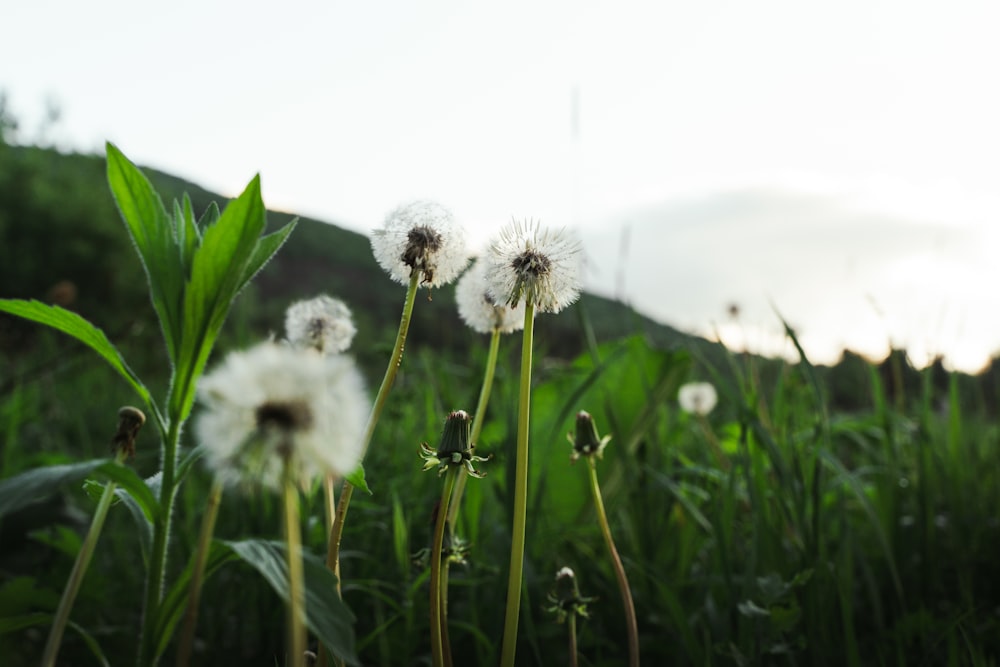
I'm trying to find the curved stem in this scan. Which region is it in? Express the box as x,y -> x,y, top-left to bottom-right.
319,271 -> 421,667
500,302 -> 535,667
42,452 -> 126,667
430,468 -> 458,667
447,327 -> 501,532
175,479 -> 224,667
283,463 -> 306,667
586,458 -> 639,667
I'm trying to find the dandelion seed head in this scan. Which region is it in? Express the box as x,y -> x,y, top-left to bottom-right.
285,295 -> 356,355
485,219 -> 582,313
455,260 -> 526,334
196,342 -> 367,491
371,200 -> 468,287
678,382 -> 718,416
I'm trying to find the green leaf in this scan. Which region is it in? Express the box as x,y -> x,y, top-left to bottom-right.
0,459 -> 160,520
237,220 -> 297,294
224,539 -> 359,665
0,460 -> 107,517
97,465 -> 160,522
106,142 -> 184,362
346,465 -> 371,495
169,175 -> 268,422
0,300 -> 154,413
174,194 -> 201,278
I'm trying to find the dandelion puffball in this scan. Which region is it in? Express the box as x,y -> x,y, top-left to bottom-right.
484,219 -> 583,314
196,342 -> 367,491
678,382 -> 718,416
370,200 -> 469,288
284,295 -> 356,355
455,260 -> 526,334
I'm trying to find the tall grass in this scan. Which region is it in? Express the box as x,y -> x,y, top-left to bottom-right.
2,304 -> 999,665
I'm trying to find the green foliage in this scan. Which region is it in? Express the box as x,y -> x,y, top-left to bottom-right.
2,142 -> 1000,666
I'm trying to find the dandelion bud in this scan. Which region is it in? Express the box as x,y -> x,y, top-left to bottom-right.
419,410 -> 489,477
568,410 -> 611,462
111,406 -> 146,459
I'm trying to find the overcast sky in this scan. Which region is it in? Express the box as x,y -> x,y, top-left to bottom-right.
4,0 -> 999,371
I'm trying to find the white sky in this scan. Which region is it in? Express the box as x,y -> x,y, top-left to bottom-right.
4,0 -> 999,371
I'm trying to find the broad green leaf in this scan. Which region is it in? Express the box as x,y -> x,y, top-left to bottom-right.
225,539 -> 359,665
346,464 -> 371,495
174,194 -> 201,278
0,300 -> 153,413
169,175 -> 268,422
0,459 -> 160,520
106,142 -> 184,362
96,464 -> 160,522
113,485 -> 152,562
0,460 -> 108,517
237,219 -> 297,294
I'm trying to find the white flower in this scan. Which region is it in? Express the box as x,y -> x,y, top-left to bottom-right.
370,200 -> 468,288
455,260 -> 526,334
196,342 -> 367,491
678,382 -> 718,416
285,295 -> 356,354
555,566 -> 575,580
484,219 -> 583,313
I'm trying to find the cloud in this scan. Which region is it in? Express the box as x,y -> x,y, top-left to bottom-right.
580,189 -> 995,370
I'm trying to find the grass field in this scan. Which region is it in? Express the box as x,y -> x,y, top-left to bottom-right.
1,145 -> 998,666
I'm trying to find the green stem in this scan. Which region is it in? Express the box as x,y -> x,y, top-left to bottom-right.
175,479 -> 224,667
567,613 -> 578,667
500,302 -> 535,667
320,271 -> 420,667
138,416 -> 182,667
42,452 -> 127,667
430,468 -> 459,667
447,326 -> 501,532
586,458 -> 639,667
283,462 -> 307,667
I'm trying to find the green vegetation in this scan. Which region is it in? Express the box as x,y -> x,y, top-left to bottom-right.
1,139 -> 999,666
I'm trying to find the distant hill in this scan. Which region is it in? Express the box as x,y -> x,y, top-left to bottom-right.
0,143 -> 717,377
6,142 -> 998,418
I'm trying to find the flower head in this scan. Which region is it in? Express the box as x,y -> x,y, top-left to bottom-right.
370,200 -> 468,288
678,382 -> 718,416
455,259 -> 526,334
284,295 -> 356,354
568,410 -> 611,462
196,342 -> 367,491
546,565 -> 596,623
419,410 -> 489,478
484,219 -> 583,313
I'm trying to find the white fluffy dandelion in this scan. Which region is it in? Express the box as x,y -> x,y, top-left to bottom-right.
678,382 -> 718,416
196,342 -> 367,491
370,200 -> 469,288
484,219 -> 583,313
455,260 -> 526,334
285,295 -> 356,354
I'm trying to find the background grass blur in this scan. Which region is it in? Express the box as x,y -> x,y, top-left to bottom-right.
1,132 -> 999,665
